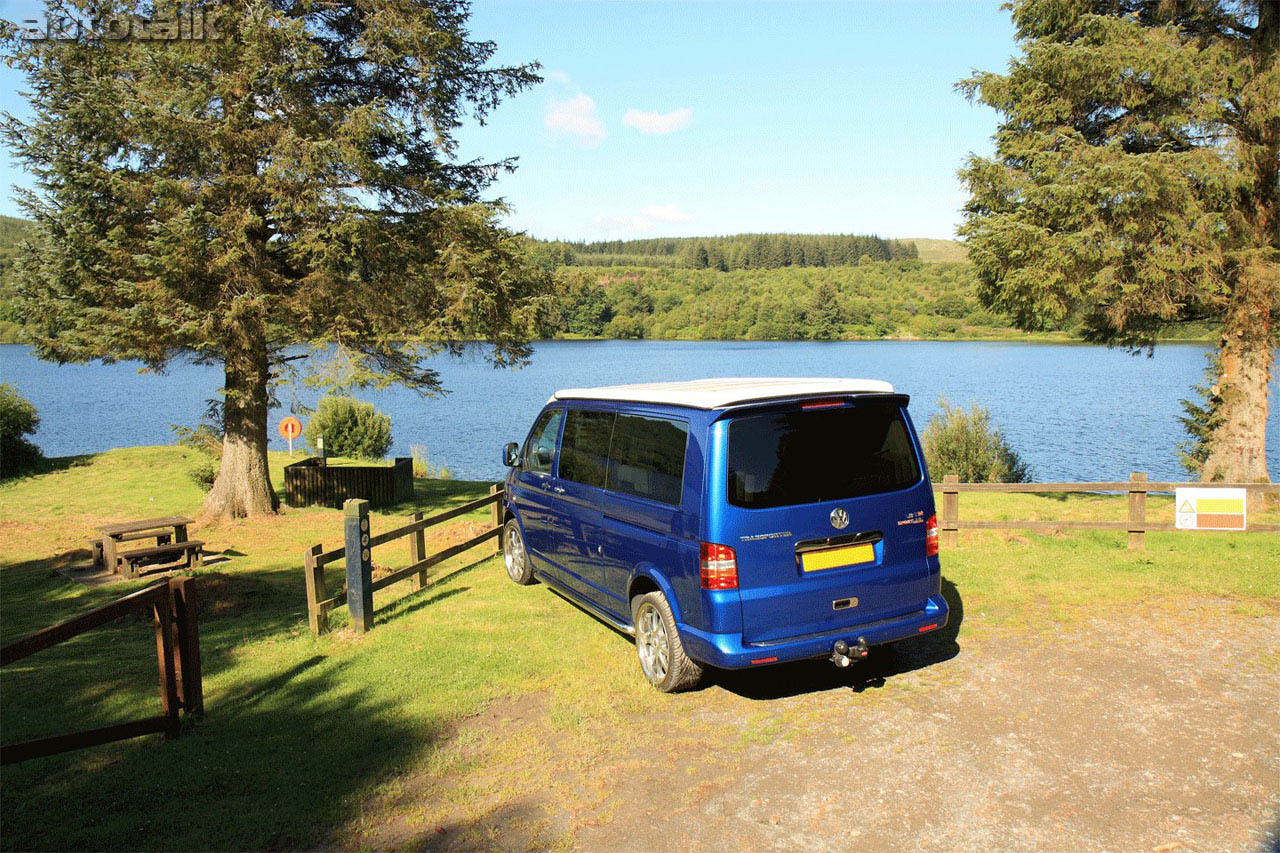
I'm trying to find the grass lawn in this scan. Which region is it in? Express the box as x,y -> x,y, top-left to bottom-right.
1,447 -> 1276,849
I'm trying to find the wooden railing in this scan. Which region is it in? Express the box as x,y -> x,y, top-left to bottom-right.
937,473 -> 1280,549
1,576 -> 203,764
303,485 -> 504,634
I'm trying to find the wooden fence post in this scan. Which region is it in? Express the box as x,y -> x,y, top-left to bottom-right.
344,499 -> 374,633
409,511 -> 427,591
1128,472 -> 1147,550
941,474 -> 960,549
152,595 -> 180,739
168,577 -> 204,717
303,543 -> 328,636
490,484 -> 503,553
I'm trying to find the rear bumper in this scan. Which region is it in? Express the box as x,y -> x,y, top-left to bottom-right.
678,593 -> 949,669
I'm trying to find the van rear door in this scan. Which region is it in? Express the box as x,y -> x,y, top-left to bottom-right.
711,396 -> 935,645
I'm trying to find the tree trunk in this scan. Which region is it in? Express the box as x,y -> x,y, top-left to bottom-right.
1200,262 -> 1276,484
201,327 -> 279,518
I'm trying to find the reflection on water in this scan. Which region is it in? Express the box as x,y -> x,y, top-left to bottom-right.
2,340 -> 1276,482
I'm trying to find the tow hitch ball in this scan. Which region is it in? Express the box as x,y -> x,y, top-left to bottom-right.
831,637 -> 869,668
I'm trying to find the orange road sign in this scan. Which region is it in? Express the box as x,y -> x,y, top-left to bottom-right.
278,417 -> 302,440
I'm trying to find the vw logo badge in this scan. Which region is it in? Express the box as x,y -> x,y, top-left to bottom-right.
829,508 -> 849,530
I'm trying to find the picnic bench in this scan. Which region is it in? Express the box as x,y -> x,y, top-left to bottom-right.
93,517 -> 202,579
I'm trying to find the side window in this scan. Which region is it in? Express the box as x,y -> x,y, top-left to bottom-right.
559,409 -> 614,488
607,414 -> 688,506
522,409 -> 563,476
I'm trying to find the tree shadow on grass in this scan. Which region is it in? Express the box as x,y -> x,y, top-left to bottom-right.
706,577 -> 965,701
0,651 -> 442,851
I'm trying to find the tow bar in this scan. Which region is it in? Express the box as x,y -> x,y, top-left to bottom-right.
831,637 -> 869,668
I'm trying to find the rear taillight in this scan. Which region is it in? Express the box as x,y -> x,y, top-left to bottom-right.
700,542 -> 738,590
925,513 -> 939,557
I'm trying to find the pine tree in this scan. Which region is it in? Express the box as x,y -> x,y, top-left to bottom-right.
960,0 -> 1278,482
3,0 -> 551,516
807,282 -> 844,341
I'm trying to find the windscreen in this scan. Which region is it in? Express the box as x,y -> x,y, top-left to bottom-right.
727,404 -> 921,509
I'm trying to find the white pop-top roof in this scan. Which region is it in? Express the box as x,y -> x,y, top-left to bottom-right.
549,377 -> 895,410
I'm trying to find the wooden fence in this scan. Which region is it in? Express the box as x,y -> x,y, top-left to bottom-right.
303,485 -> 504,634
938,473 -> 1280,549
284,456 -> 413,509
1,576 -> 203,764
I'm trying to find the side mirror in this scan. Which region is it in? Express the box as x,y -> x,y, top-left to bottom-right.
502,442 -> 521,468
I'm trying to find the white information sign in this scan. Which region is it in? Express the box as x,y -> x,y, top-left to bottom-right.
1174,487 -> 1247,531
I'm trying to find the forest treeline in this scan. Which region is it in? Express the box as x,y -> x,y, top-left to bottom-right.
0,216 -> 27,342
0,218 -> 1209,344
547,261 -> 1024,341
533,232 -> 918,270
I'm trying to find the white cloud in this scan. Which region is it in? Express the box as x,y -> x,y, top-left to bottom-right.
542,69 -> 572,87
593,204 -> 697,233
545,94 -> 607,147
621,107 -> 693,135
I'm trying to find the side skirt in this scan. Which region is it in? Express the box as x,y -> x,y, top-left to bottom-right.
535,570 -> 636,637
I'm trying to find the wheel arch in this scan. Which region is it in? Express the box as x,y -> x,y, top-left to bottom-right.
627,566 -> 683,624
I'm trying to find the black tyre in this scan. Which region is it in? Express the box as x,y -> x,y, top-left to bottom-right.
631,591 -> 703,693
503,519 -> 536,585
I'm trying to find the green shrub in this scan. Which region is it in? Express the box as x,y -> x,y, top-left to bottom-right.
921,398 -> 1030,483
0,383 -> 42,478
188,457 -> 218,491
305,395 -> 393,461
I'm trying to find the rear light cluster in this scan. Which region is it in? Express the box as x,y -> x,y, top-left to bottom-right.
699,542 -> 738,590
925,513 -> 939,557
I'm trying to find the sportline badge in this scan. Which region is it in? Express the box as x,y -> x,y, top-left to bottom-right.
1174,487 -> 1247,531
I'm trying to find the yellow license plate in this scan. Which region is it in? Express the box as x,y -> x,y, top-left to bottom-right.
800,542 -> 875,573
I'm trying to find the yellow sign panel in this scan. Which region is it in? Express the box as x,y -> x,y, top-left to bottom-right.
1196,497 -> 1244,514
801,542 -> 875,573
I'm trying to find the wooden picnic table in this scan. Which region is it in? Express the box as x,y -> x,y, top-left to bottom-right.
96,517 -> 194,574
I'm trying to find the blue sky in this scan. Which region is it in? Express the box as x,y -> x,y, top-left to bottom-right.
0,0 -> 1017,241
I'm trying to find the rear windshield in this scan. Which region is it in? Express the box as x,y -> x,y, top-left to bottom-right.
727,404 -> 921,509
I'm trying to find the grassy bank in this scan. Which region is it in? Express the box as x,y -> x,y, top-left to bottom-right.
1,447 -> 1276,848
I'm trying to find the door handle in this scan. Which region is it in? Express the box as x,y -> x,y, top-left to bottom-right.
553,486 -> 565,494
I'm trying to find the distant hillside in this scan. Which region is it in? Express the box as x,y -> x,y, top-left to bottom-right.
0,214 -> 31,252
904,238 -> 968,264
533,233 -> 919,271
549,260 -> 1034,341
0,216 -> 33,342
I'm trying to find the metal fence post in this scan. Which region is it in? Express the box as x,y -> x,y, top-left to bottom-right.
344,499 -> 374,633
941,474 -> 960,549
1128,472 -> 1147,550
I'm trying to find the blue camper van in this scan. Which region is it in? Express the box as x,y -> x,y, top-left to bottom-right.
500,378 -> 947,692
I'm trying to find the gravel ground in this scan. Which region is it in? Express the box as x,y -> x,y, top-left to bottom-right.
572,600 -> 1279,853
355,597 -> 1279,852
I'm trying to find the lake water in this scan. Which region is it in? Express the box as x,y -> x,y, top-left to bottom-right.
2,340 -> 1277,483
